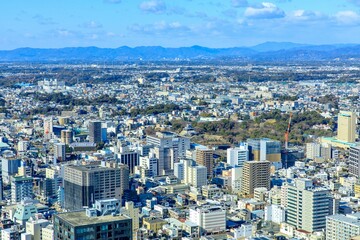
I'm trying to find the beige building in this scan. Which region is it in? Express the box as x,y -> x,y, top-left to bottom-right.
195,148 -> 214,177
122,201 -> 139,238
337,111 -> 357,143
241,161 -> 270,198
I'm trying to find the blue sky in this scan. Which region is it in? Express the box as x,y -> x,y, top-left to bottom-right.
1,0 -> 360,49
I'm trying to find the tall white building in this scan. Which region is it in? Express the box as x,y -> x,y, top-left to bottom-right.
286,179 -> 332,232
54,143 -> 66,164
326,212 -> 360,240
227,143 -> 249,167
189,206 -> 226,234
306,142 -> 321,160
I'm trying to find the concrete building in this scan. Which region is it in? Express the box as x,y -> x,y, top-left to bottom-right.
286,178 -> 332,232
117,145 -> 139,174
54,143 -> 66,164
326,212 -> 360,240
25,218 -> 50,240
227,143 -> 249,167
89,120 -> 102,144
184,165 -> 207,188
54,209 -> 132,240
121,201 -> 139,238
63,163 -> 129,210
43,117 -> 53,139
306,142 -> 321,160
337,111 -> 357,143
189,205 -> 226,234
195,148 -> 214,177
60,129 -> 73,145
147,131 -> 190,175
2,158 -> 21,184
349,146 -> 360,178
11,176 -> 33,203
264,205 -> 286,224
241,161 -> 270,198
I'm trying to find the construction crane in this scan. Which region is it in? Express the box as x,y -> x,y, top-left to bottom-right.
284,112 -> 293,149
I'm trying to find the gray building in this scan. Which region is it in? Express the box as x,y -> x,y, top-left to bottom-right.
326,212 -> 360,240
2,158 -> 21,184
63,163 -> 129,211
349,145 -> 360,177
11,176 -> 33,203
89,121 -> 102,144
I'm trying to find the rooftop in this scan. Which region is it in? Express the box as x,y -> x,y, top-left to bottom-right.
56,211 -> 130,227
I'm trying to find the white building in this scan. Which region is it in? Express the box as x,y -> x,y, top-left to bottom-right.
227,143 -> 249,167
306,142 -> 321,160
185,165 -> 207,188
189,206 -> 226,234
264,205 -> 286,224
26,218 -> 50,240
326,212 -> 360,240
54,143 -> 66,164
41,225 -> 54,240
229,224 -> 253,239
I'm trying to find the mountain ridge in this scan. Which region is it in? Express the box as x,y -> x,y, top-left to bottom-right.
1,42 -> 359,62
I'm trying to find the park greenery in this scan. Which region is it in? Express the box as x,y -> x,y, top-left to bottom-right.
171,110 -> 334,146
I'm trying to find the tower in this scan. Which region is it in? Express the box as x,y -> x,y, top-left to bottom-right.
337,111 -> 357,142
89,121 -> 102,144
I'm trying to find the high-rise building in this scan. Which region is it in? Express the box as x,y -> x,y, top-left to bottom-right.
54,142 -> 66,164
337,111 -> 357,143
227,143 -> 249,167
174,161 -> 185,181
117,144 -> 139,174
195,148 -> 214,177
122,201 -> 139,238
185,165 -> 207,188
349,145 -> 360,177
306,142 -> 321,160
241,161 -> 270,198
260,138 -> 281,163
89,121 -> 102,144
286,178 -> 332,232
11,176 -> 33,203
326,212 -> 360,240
139,155 -> 158,177
43,117 -> 53,139
54,207 -> 132,240
2,158 -> 21,184
63,163 -> 129,210
60,129 -> 73,145
147,131 -> 190,175
189,205 -> 226,234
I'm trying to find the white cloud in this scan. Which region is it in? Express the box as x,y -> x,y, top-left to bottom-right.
245,2 -> 285,19
289,10 -> 327,21
335,11 -> 360,25
81,21 -> 103,29
139,0 -> 166,14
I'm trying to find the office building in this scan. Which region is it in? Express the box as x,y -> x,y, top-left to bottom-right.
147,131 -> 190,175
306,142 -> 321,160
247,138 -> 261,161
122,201 -> 139,237
349,145 -> 360,178
189,205 -> 226,234
89,120 -> 102,144
247,138 -> 281,164
25,218 -> 50,240
2,158 -> 21,184
54,142 -> 66,164
54,209 -> 132,240
337,111 -> 357,143
326,212 -> 360,240
286,178 -> 332,232
63,163 -> 129,210
60,129 -> 73,145
227,143 -> 249,167
195,148 -> 214,177
44,117 -> 53,139
11,176 -> 33,203
117,144 -> 139,174
174,161 -> 185,181
185,165 -> 207,188
241,161 -> 270,198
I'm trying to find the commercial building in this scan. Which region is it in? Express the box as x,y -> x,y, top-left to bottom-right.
227,143 -> 249,167
63,163 -> 129,210
54,208 -> 132,240
326,212 -> 360,240
195,148 -> 214,177
54,142 -> 66,163
184,165 -> 207,188
61,129 -> 73,145
189,205 -> 226,234
247,138 -> 281,164
337,111 -> 357,143
117,145 -> 139,174
241,161 -> 270,198
147,131 -> 190,175
286,178 -> 332,232
89,120 -> 102,144
11,176 -> 33,203
2,158 -> 21,184
349,146 -> 360,178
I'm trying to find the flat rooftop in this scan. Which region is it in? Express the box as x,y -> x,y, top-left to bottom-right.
56,211 -> 130,227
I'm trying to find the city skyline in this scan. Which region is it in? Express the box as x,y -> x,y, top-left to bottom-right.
1,0 -> 360,50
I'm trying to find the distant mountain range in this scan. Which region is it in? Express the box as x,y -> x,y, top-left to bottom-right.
1,42 -> 360,62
